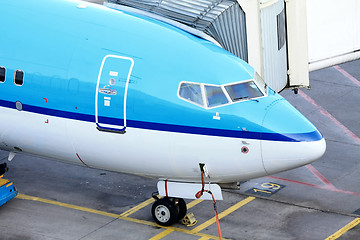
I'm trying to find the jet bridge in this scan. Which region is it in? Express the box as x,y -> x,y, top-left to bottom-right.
106,0 -> 248,62
105,0 -> 310,92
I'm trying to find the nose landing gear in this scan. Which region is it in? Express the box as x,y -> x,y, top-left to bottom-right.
151,196 -> 187,226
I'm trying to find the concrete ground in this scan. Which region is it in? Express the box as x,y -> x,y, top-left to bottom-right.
0,1 -> 359,240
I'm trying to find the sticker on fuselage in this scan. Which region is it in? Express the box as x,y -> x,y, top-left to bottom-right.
99,86 -> 117,95
104,97 -> 111,107
213,112 -> 221,120
241,146 -> 249,154
245,182 -> 286,197
109,71 -> 119,77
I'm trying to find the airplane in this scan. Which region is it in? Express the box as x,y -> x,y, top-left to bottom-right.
0,0 -> 326,226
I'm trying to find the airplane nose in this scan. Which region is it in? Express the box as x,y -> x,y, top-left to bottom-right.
261,99 -> 326,175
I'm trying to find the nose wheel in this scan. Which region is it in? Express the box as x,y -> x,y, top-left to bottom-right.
151,197 -> 187,226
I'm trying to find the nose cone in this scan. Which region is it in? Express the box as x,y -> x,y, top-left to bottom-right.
261,99 -> 326,174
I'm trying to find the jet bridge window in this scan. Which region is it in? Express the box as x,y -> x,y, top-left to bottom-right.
225,81 -> 264,102
0,67 -> 5,83
14,70 -> 24,86
178,82 -> 204,106
277,9 -> 286,50
204,85 -> 229,108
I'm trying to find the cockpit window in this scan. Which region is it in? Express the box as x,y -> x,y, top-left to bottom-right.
178,82 -> 204,106
225,81 -> 264,102
204,85 -> 229,107
254,72 -> 267,95
178,73 -> 267,109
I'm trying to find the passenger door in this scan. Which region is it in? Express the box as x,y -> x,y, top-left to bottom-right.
95,55 -> 134,133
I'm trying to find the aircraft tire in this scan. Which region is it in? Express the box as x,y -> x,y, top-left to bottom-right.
151,197 -> 179,226
176,198 -> 187,221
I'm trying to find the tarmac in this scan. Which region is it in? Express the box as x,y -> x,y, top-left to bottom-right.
0,1 -> 360,240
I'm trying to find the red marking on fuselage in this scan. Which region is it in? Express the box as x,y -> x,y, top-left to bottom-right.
43,98 -> 48,103
45,119 -> 49,124
241,146 -> 249,154
76,153 -> 89,167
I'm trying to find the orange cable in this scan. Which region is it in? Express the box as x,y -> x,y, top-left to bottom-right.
195,171 -> 223,240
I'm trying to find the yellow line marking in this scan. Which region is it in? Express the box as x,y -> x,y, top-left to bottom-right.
149,228 -> 175,240
120,197 -> 155,217
187,199 -> 203,209
191,196 -> 256,233
15,193 -> 221,240
325,218 -> 360,240
6,182 -> 13,188
121,216 -> 222,239
16,194 -> 120,218
198,237 -> 210,240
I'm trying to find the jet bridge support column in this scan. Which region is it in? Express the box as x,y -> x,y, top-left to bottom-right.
238,0 -> 309,91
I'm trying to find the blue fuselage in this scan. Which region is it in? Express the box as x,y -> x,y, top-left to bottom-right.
0,0 -> 325,182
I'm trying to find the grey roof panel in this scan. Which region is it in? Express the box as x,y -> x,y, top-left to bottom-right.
108,0 -> 248,61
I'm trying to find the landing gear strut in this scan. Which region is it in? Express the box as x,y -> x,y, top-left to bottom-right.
151,197 -> 187,226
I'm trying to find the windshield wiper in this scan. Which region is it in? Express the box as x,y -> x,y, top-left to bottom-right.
234,96 -> 249,101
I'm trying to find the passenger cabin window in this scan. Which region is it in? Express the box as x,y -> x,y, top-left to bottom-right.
14,70 -> 24,86
179,82 -> 204,106
0,67 -> 5,83
204,85 -> 229,108
225,81 -> 264,102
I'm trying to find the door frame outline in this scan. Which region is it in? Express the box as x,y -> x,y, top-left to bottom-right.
95,54 -> 135,133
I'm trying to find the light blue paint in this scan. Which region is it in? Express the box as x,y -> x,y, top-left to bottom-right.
0,0 -> 321,142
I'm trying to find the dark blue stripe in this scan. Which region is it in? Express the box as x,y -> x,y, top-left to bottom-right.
0,100 -> 323,142
0,99 -> 14,109
126,119 -> 322,142
98,116 -> 124,126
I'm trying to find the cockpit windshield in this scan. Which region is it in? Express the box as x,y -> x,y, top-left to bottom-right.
204,85 -> 229,107
178,82 -> 204,106
225,81 -> 264,102
178,72 -> 267,109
